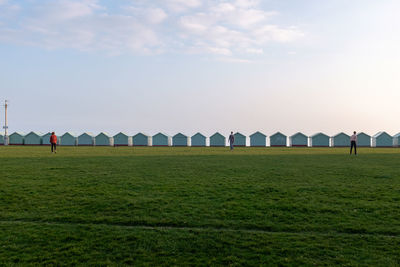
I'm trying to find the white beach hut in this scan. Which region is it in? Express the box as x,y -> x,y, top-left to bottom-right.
191,133 -> 206,147
132,133 -> 151,146
393,133 -> 400,147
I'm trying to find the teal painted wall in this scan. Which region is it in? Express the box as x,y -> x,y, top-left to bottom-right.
9,133 -> 24,145
210,133 -> 225,147
374,132 -> 392,147
250,132 -> 266,147
310,133 -> 329,147
153,133 -> 171,146
133,133 -> 150,146
290,133 -> 307,146
24,132 -> 42,145
42,133 -> 52,145
0,134 -> 4,145
270,133 -> 287,146
332,133 -> 350,147
60,133 -> 77,146
357,133 -> 371,147
191,133 -> 206,146
78,133 -> 94,146
233,133 -> 246,146
95,133 -> 112,146
173,133 -> 189,146
113,133 -> 130,146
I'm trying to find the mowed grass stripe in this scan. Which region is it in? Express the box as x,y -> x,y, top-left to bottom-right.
1,219 -> 400,238
1,221 -> 400,266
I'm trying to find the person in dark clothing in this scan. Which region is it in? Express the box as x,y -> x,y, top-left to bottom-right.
350,131 -> 357,155
50,132 -> 57,153
229,131 -> 235,150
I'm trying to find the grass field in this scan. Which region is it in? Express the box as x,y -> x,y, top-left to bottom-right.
1,146 -> 400,265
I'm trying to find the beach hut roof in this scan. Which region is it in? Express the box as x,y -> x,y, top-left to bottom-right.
234,132 -> 245,138
26,131 -> 43,136
393,133 -> 400,138
173,133 -> 188,138
96,132 -> 111,137
250,131 -> 266,137
114,132 -> 129,137
333,132 -> 350,138
79,132 -> 94,137
210,132 -> 224,138
271,131 -> 286,137
10,132 -> 25,136
373,131 -> 390,138
153,132 -> 170,137
311,132 -> 329,138
192,132 -> 206,138
290,132 -> 307,137
357,132 -> 370,137
62,132 -> 77,137
133,132 -> 150,137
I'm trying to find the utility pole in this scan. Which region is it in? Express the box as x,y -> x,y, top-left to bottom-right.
3,100 -> 9,145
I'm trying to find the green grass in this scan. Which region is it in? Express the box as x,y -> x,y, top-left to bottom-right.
1,146 -> 400,265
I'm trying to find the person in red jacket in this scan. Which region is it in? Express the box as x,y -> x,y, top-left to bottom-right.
50,132 -> 57,153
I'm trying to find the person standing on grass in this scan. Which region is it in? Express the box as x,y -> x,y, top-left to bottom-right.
350,131 -> 357,155
50,132 -> 57,153
229,131 -> 235,150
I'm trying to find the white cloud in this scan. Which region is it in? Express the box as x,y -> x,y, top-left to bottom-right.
164,0 -> 202,13
0,0 -> 304,59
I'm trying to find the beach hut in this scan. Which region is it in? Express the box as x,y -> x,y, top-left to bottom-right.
309,133 -> 329,147
270,132 -> 287,147
113,132 -> 132,146
24,132 -> 42,145
9,132 -> 24,145
78,133 -> 95,146
173,133 -> 189,147
372,132 -> 392,147
210,132 -> 225,147
250,132 -> 266,147
331,132 -> 350,147
41,133 -> 52,145
393,133 -> 400,147
191,133 -> 206,147
152,133 -> 172,146
233,132 -> 246,147
60,132 -> 77,146
0,133 -> 4,145
357,132 -> 371,147
132,133 -> 151,146
95,132 -> 113,146
289,132 -> 308,147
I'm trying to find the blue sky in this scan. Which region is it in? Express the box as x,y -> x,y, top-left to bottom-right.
0,0 -> 399,137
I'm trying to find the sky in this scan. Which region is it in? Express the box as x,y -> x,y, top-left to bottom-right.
0,0 -> 399,137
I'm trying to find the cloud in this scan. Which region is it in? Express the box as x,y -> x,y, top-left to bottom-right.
0,0 -> 304,59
